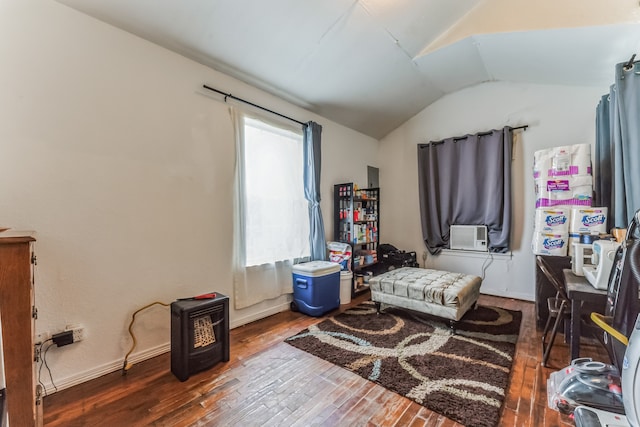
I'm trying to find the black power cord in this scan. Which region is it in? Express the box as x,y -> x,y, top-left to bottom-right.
36,339 -> 58,396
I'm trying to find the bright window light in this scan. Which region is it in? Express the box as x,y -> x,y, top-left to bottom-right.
243,117 -> 310,266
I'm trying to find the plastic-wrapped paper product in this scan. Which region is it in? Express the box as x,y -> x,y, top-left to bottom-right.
534,208 -> 570,233
534,175 -> 593,208
569,207 -> 608,234
327,241 -> 352,271
533,144 -> 592,179
533,149 -> 552,180
550,144 -> 591,177
532,231 -> 568,256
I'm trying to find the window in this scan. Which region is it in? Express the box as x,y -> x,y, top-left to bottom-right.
241,116 -> 310,266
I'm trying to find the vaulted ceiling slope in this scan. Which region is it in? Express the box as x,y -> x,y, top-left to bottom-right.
57,0 -> 640,139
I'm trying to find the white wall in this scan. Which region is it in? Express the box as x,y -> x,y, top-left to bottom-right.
379,81 -> 605,300
0,0 -> 378,392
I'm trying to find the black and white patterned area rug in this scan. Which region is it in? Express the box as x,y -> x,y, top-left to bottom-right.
285,301 -> 522,427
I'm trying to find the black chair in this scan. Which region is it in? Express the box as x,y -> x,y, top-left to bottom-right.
536,255 -> 572,367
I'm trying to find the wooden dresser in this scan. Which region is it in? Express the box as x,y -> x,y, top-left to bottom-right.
0,235 -> 41,426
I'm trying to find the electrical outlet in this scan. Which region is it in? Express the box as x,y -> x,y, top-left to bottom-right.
35,331 -> 50,344
66,324 -> 85,342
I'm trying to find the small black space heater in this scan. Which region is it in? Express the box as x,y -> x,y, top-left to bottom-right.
170,293 -> 230,382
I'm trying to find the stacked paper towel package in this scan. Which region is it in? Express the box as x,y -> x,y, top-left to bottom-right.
532,143 -> 607,256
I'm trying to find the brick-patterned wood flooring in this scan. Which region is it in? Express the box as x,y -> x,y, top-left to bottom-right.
43,293 -> 609,426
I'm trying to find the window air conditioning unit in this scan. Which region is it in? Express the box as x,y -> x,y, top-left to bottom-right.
449,225 -> 488,252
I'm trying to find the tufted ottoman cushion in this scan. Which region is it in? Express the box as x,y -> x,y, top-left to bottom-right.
369,267 -> 482,321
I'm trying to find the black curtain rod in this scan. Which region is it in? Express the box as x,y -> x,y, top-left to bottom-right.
202,84 -> 306,126
624,54 -> 637,70
452,125 -> 528,141
421,125 -> 528,147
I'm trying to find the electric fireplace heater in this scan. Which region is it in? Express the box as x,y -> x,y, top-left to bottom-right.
170,293 -> 229,382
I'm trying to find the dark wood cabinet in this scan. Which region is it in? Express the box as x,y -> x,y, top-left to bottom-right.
0,235 -> 41,426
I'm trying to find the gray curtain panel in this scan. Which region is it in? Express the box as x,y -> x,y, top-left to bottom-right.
595,93 -> 613,230
595,61 -> 640,228
303,121 -> 327,261
613,61 -> 640,226
417,127 -> 513,254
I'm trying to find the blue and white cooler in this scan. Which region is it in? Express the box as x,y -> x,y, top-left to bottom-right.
291,261 -> 341,316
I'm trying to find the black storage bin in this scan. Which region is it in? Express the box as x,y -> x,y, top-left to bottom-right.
377,243 -> 419,273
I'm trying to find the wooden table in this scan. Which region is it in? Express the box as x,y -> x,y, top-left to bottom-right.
563,269 -> 607,361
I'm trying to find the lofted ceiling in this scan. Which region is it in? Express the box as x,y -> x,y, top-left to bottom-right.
57,0 -> 640,139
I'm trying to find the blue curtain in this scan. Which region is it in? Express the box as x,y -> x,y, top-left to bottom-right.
595,61 -> 640,227
303,121 -> 326,260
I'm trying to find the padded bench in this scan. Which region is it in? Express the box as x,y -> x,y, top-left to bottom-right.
369,267 -> 482,327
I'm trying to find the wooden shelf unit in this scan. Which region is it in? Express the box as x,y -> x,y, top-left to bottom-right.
333,183 -> 380,295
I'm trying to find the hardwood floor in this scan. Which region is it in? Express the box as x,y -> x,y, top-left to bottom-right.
42,293 -> 609,426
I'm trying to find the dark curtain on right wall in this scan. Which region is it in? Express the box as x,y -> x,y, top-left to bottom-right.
417,127 -> 513,255
595,60 -> 640,228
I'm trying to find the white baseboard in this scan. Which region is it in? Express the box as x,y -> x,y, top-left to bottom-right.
438,249 -> 513,259
481,289 -> 534,302
41,343 -> 171,395
230,301 -> 291,329
42,301 -> 292,395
